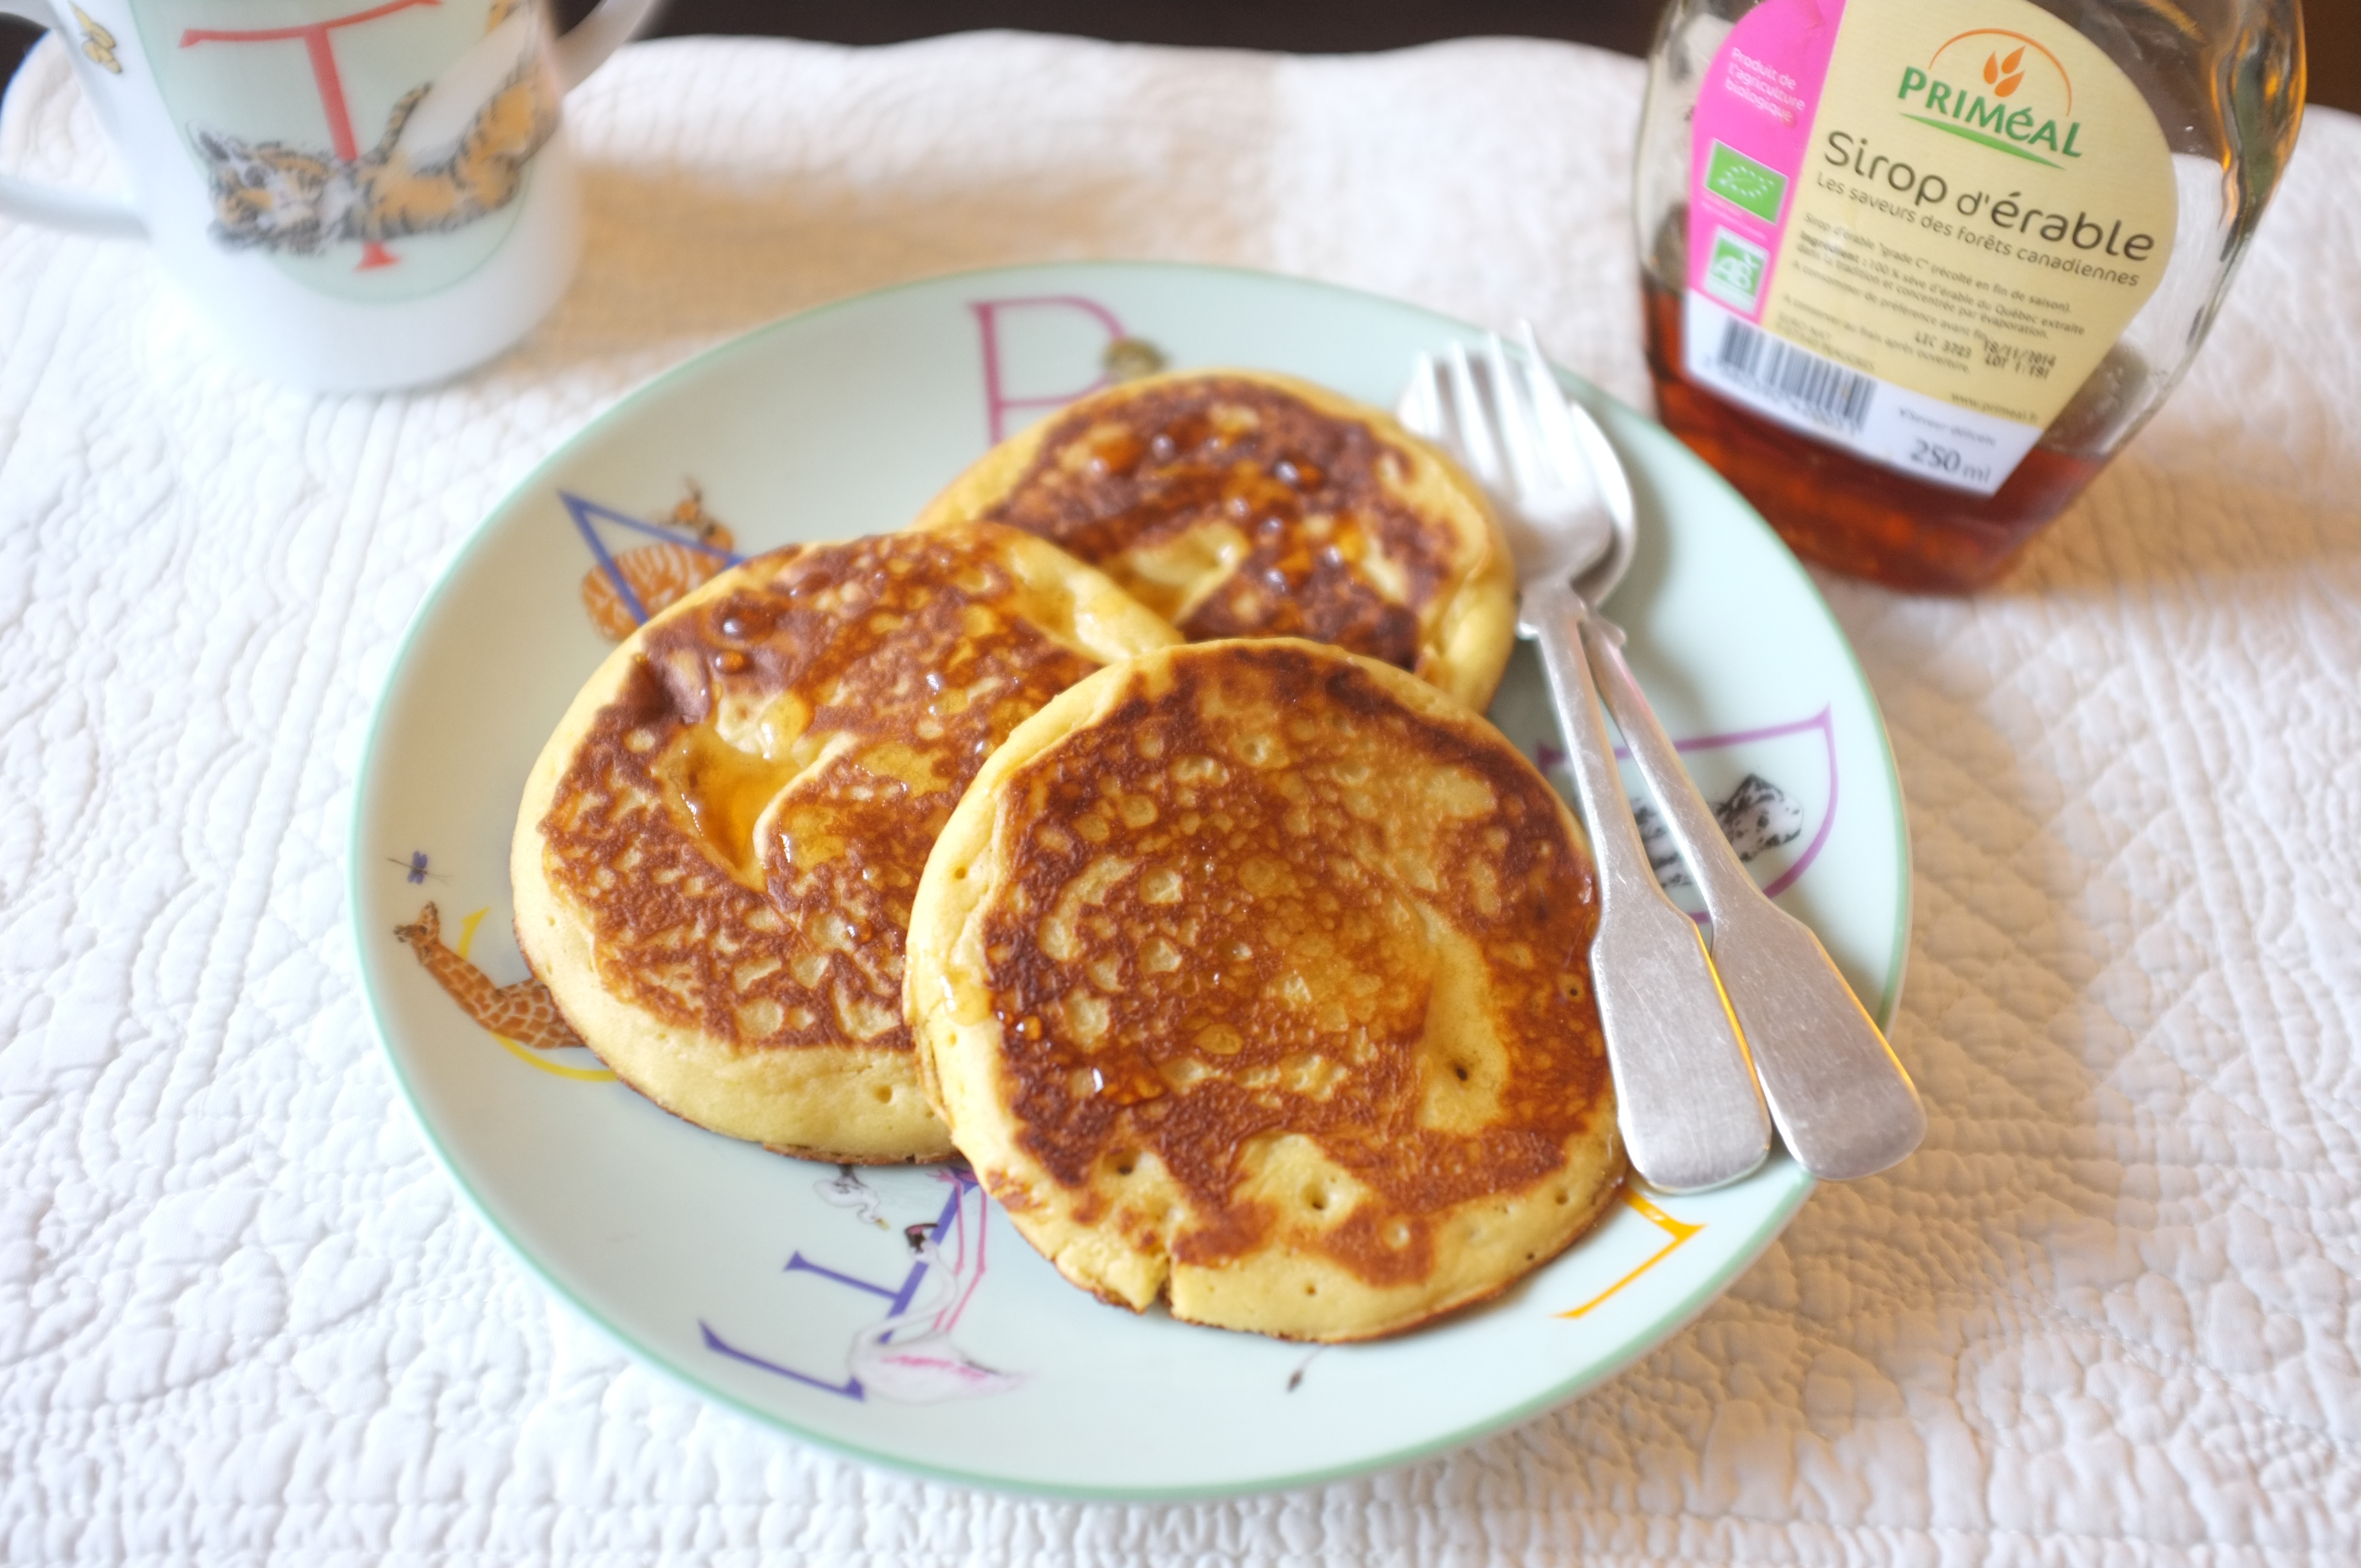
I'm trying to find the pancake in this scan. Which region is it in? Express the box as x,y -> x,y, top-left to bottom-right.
906,638 -> 1622,1341
912,369 -> 1517,712
512,522 -> 1182,1163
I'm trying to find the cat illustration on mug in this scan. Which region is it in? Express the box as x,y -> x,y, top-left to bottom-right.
188,0 -> 558,257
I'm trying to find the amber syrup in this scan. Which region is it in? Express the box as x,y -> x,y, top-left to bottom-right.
1642,279 -> 2110,593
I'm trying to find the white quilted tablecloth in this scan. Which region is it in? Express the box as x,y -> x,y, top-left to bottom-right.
4,27 -> 2359,1564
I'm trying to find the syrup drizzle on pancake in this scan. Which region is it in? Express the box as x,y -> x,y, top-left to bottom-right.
970,643 -> 1609,1288
978,377 -> 1460,670
537,531 -> 1098,1056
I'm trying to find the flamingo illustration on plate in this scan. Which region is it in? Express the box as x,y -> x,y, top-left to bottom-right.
846,1172 -> 1022,1403
702,1167 -> 1025,1404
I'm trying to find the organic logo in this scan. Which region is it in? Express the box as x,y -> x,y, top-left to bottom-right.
1705,141 -> 1789,225
1703,228 -> 1770,312
1896,30 -> 2082,167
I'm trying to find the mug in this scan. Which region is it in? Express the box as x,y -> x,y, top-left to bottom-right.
0,0 -> 658,389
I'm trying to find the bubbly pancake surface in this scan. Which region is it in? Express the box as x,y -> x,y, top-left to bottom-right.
908,639 -> 1622,1340
513,523 -> 1179,1162
914,370 -> 1515,711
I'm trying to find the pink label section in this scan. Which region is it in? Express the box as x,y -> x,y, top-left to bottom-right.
1687,0 -> 1847,320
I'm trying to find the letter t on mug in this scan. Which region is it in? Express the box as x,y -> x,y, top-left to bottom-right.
0,0 -> 657,390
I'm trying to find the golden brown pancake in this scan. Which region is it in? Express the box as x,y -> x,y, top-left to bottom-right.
912,369 -> 1516,711
906,638 -> 1622,1340
512,523 -> 1181,1163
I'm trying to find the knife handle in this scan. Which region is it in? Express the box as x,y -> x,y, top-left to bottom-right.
1581,616 -> 1924,1181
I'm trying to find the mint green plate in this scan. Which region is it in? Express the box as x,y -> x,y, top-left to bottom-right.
350,262 -> 1908,1500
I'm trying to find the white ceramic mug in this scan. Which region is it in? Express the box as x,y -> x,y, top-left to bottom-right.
0,0 -> 656,389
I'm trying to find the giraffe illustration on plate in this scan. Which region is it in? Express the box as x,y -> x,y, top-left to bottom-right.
393,901 -> 582,1049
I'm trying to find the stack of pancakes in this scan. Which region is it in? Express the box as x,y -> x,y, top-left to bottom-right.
513,369 -> 1624,1340
513,522 -> 1178,1161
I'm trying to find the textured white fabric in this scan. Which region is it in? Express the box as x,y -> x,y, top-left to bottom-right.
3,28 -> 2359,1564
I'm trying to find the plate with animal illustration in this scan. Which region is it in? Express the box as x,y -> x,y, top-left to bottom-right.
349,262 -> 1910,1500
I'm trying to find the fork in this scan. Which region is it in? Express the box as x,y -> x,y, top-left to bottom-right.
1408,332 -> 1772,1194
1424,326 -> 1926,1184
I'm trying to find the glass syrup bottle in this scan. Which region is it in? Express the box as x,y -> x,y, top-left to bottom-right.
1634,0 -> 2306,591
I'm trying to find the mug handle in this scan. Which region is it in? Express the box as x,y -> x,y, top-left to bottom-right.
0,0 -> 662,238
0,0 -> 147,238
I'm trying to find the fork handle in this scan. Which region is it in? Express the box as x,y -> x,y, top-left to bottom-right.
1581,616 -> 1925,1182
1526,578 -> 1770,1194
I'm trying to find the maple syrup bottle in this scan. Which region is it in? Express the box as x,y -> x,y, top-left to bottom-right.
1634,0 -> 2306,590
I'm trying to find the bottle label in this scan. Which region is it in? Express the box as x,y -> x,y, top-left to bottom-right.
1684,0 -> 2177,495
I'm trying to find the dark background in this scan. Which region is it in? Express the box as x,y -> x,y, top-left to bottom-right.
3,3 -> 2350,138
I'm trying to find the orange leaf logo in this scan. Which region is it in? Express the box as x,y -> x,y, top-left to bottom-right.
1984,47 -> 2025,97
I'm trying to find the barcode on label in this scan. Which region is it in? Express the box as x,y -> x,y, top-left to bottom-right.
1712,318 -> 1875,433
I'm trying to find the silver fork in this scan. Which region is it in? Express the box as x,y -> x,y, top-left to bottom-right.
1419,327 -> 1926,1184
1407,331 -> 1771,1194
